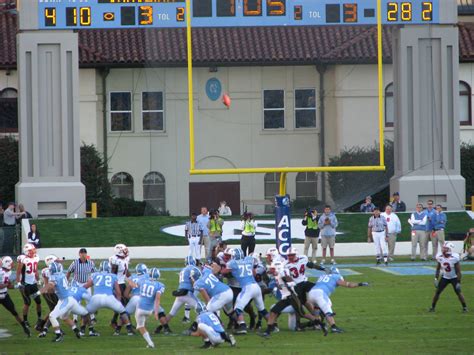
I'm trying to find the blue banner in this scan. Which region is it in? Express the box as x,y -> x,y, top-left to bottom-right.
275,194 -> 292,257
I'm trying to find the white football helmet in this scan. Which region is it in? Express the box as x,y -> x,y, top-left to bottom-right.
270,260 -> 284,273
44,255 -> 58,267
23,243 -> 36,258
265,247 -> 279,262
1,256 -> 13,271
287,247 -> 299,262
114,243 -> 129,258
442,242 -> 455,255
223,247 -> 233,262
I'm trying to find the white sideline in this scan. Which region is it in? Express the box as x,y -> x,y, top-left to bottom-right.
36,241 -> 466,260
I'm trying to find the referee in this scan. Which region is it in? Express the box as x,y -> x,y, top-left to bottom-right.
66,248 -> 96,322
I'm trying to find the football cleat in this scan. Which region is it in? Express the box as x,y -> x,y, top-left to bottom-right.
200,341 -> 213,349
428,307 -> 435,312
73,328 -> 81,339
146,344 -> 156,349
89,330 -> 100,337
22,325 -> 31,337
330,325 -> 344,333
258,331 -> 270,338
228,334 -> 236,347
235,323 -> 247,335
255,320 -> 262,330
182,316 -> 191,324
38,331 -> 47,338
52,334 -> 64,343
462,307 -> 468,313
154,325 -> 163,334
79,331 -> 85,337
113,330 -> 121,336
35,320 -> 45,332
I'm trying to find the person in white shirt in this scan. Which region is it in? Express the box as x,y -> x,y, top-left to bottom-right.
218,201 -> 232,216
381,205 -> 402,261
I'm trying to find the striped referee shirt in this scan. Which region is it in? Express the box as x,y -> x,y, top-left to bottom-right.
67,258 -> 96,283
368,215 -> 388,233
185,221 -> 203,238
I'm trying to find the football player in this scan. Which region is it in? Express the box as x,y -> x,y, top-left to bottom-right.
429,242 -> 468,313
308,267 -> 369,333
39,261 -> 89,342
0,256 -> 31,336
134,267 -> 165,348
37,255 -> 60,338
191,302 -> 236,349
16,243 -> 42,330
69,284 -> 99,337
84,261 -> 135,335
221,248 -> 269,334
109,243 -> 131,333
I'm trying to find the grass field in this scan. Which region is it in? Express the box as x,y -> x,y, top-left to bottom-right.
1,257 -> 473,354
32,212 -> 473,248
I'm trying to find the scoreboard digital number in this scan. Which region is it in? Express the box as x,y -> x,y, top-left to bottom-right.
38,0 -> 440,30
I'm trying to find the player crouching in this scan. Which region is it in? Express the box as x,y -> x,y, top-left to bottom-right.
429,242 -> 468,313
192,302 -> 236,349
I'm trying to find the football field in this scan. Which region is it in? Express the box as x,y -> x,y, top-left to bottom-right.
1,258 -> 473,354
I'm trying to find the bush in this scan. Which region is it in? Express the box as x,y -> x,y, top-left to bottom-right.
0,137 -> 18,206
461,143 -> 474,202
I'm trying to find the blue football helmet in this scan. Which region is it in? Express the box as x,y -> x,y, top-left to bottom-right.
196,301 -> 207,314
49,261 -> 63,275
136,263 -> 148,276
185,256 -> 196,266
99,260 -> 110,272
232,248 -> 244,260
190,267 -> 202,282
149,267 -> 161,281
330,266 -> 340,275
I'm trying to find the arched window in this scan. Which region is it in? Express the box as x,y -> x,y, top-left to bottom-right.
264,173 -> 280,213
0,88 -> 18,134
385,83 -> 394,128
296,172 -> 318,200
459,81 -> 472,126
143,172 -> 166,212
111,172 -> 134,199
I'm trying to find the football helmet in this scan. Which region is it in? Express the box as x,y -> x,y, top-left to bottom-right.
136,263 -> 148,275
442,242 -> 455,256
185,255 -> 196,266
17,254 -> 25,263
287,247 -> 298,263
49,261 -> 63,275
99,260 -> 111,273
330,266 -> 340,275
190,267 -> 202,282
223,247 -> 233,262
114,244 -> 129,258
44,255 -> 58,267
270,260 -> 284,273
232,248 -> 244,260
1,256 -> 13,271
149,267 -> 161,281
196,301 -> 207,314
23,243 -> 36,258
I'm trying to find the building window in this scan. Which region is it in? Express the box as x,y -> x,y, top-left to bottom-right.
0,88 -> 18,134
295,89 -> 316,128
111,172 -> 134,199
142,92 -> 164,131
459,81 -> 472,126
385,83 -> 394,128
264,173 -> 280,213
143,171 -> 166,213
110,92 -> 132,132
296,172 -> 318,200
263,90 -> 285,129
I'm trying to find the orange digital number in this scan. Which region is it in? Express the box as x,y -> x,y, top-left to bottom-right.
139,6 -> 153,25
387,2 -> 398,21
294,5 -> 302,20
45,7 -> 56,26
343,3 -> 357,23
422,1 -> 432,21
80,7 -> 91,26
176,7 -> 185,21
267,0 -> 285,16
401,2 -> 412,21
244,0 -> 262,16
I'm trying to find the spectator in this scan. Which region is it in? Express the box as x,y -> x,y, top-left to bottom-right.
408,203 -> 428,261
208,210 -> 224,255
2,202 -> 21,254
318,205 -> 338,265
431,204 -> 447,257
3,202 -> 20,227
360,196 -> 376,213
463,228 -> 474,260
367,207 -> 389,265
218,201 -> 232,216
17,204 -> 32,224
197,207 -> 210,261
390,192 -> 406,212
424,200 -> 436,259
301,208 -> 319,263
27,223 -> 41,249
380,205 -> 401,261
185,212 -> 203,262
240,212 -> 257,256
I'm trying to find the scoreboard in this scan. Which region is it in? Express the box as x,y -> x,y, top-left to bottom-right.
38,0 -> 440,29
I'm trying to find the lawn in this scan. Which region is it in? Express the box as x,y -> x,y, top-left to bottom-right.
1,258 -> 473,354
32,212 -> 473,248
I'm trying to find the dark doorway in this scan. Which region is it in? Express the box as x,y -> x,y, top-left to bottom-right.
189,182 -> 240,215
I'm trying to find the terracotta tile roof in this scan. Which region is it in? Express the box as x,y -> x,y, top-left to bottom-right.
1,11 -> 474,68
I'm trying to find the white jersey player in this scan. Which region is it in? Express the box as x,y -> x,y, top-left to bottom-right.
109,243 -> 131,332
16,244 -> 42,330
430,242 -> 468,313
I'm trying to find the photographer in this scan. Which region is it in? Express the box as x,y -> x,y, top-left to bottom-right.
302,208 -> 319,263
207,210 -> 224,259
463,228 -> 474,261
317,205 -> 339,265
240,212 -> 257,256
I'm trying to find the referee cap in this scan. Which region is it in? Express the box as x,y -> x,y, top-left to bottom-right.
79,248 -> 87,253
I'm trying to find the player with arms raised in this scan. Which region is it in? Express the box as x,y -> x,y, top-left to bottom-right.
109,243 -> 131,333
429,242 -> 468,313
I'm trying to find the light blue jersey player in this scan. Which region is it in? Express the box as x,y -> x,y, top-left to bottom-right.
193,302 -> 236,348
224,249 -> 268,334
70,285 -> 91,303
135,268 -> 164,348
194,265 -> 233,313
84,261 -> 134,335
41,262 -> 88,342
125,263 -> 149,315
308,267 -> 369,333
166,257 -> 202,321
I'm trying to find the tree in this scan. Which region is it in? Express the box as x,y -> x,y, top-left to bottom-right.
0,137 -> 18,205
461,143 -> 474,203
